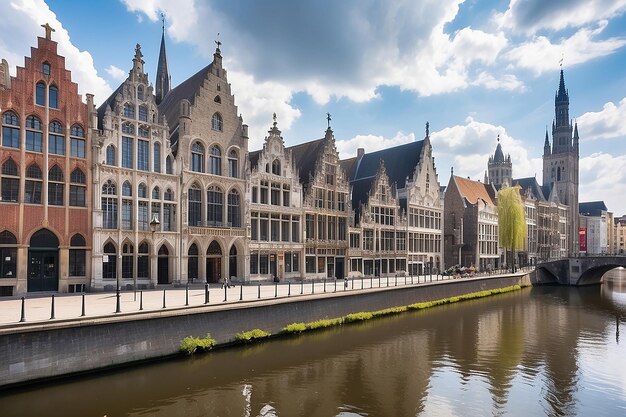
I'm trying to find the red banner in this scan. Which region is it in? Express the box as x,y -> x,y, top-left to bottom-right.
579,228 -> 587,253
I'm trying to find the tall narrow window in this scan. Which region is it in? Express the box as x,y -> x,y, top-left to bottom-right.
188,244 -> 198,282
122,243 -> 133,278
228,189 -> 241,227
137,85 -> 144,101
69,168 -> 86,207
123,103 -> 135,118
25,116 -> 43,152
166,156 -> 173,174
137,139 -> 149,171
164,188 -> 175,231
122,136 -> 133,168
1,159 -> 19,202
211,112 -> 223,131
106,145 -> 116,165
36,82 -> 45,106
2,111 -> 20,149
0,230 -> 18,277
191,142 -> 204,172
70,124 -> 85,158
138,126 -> 149,138
207,186 -> 223,226
122,122 -> 134,135
153,142 -> 161,173
272,159 -> 281,175
102,180 -> 118,229
209,145 -> 221,175
138,242 -> 149,278
69,234 -> 86,277
49,85 -> 58,108
138,105 -> 148,122
48,165 -> 64,206
188,184 -> 202,226
49,121 -> 65,155
228,149 -> 238,178
42,62 -> 51,76
121,181 -> 133,230
102,242 -> 117,279
25,164 -> 42,204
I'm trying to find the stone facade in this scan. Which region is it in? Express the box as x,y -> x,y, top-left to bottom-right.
0,29 -> 92,296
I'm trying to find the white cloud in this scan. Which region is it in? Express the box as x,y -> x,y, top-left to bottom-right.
580,152 -> 626,214
0,0 -> 112,104
497,0 -> 626,34
335,131 -> 416,160
505,23 -> 626,75
471,71 -> 526,91
105,65 -> 127,82
577,97 -> 626,141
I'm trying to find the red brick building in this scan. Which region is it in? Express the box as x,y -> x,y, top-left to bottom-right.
0,26 -> 93,295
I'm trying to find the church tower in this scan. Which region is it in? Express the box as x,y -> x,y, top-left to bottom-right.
542,69 -> 580,254
487,135 -> 512,189
155,16 -> 170,105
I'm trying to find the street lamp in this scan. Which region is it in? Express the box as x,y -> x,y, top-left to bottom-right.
146,213 -> 160,292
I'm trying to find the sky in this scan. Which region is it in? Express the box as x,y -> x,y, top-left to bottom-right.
1,0 -> 626,215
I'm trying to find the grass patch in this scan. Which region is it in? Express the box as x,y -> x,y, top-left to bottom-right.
306,318 -> 343,330
179,334 -> 216,355
281,322 -> 307,334
234,328 -> 272,343
344,312 -> 373,322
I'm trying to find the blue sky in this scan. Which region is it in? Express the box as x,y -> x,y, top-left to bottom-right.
2,0 -> 626,215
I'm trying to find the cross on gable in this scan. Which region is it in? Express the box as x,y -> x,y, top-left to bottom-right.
41,23 -> 55,40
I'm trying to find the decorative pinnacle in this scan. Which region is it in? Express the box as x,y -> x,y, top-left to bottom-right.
426,121 -> 429,137
272,112 -> 277,127
215,33 -> 221,50
326,112 -> 331,128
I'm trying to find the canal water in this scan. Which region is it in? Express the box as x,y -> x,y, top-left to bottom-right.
2,278 -> 626,417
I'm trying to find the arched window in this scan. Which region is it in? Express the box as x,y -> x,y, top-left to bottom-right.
138,242 -> 149,279
207,185 -> 223,226
49,121 -> 65,155
152,186 -> 160,200
122,242 -> 134,278
138,125 -> 149,138
166,155 -> 173,174
122,122 -> 134,134
25,115 -> 43,152
187,244 -> 199,282
191,142 -> 204,172
0,230 -> 18,278
25,164 -> 42,204
48,165 -> 64,206
122,135 -> 133,168
1,159 -> 19,202
138,183 -> 147,198
137,85 -> 144,101
122,181 -> 132,197
49,85 -> 58,108
229,245 -> 237,279
138,105 -> 148,122
153,142 -> 161,173
123,103 -> 135,118
106,145 -> 116,165
102,180 -> 117,229
211,112 -> 223,131
228,189 -> 241,227
557,167 -> 561,181
42,62 -> 51,76
103,242 -> 117,279
228,149 -> 238,178
137,183 -> 149,229
2,111 -> 20,149
209,145 -> 222,175
272,159 -> 281,175
164,188 -> 174,201
122,181 -> 133,230
36,82 -> 45,106
70,124 -> 86,158
214,95 -> 221,104
188,184 -> 202,226
137,136 -> 149,171
69,234 -> 86,277
70,168 -> 86,207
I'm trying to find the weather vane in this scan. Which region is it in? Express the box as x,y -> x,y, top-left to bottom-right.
215,32 -> 221,49
161,12 -> 165,32
272,112 -> 277,127
326,112 -> 331,128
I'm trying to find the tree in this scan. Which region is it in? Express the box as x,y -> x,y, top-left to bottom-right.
497,186 -> 527,272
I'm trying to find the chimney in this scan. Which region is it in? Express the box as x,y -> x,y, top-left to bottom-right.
357,148 -> 365,159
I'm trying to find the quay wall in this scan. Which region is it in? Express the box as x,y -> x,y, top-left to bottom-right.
0,274 -> 530,388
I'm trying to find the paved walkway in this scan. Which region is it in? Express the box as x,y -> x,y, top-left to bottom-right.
0,271 -> 529,327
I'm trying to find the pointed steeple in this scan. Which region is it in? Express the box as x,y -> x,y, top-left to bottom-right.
555,68 -> 569,104
543,128 -> 551,156
573,122 -> 579,140
155,14 -> 170,105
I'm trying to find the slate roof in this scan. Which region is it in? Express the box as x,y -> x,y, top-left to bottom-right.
351,140 -> 424,188
96,83 -> 124,130
512,177 -> 546,201
157,63 -> 212,138
248,149 -> 262,171
493,142 -> 505,162
339,156 -> 358,181
579,201 -> 608,216
453,176 -> 496,206
287,137 -> 326,186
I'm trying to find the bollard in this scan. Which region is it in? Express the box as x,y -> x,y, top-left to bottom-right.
205,282 -> 209,304
288,282 -> 291,296
387,276 -> 389,287
116,287 -> 121,313
324,279 -> 326,293
275,281 -> 278,298
370,277 -> 373,289
300,279 -> 303,295
360,277 -> 363,289
224,285 -> 227,302
351,277 -> 354,290
162,289 -> 166,309
395,274 -> 397,287
240,283 -> 243,301
19,297 -> 25,322
411,274 -> 414,285
258,282 -> 261,299
378,277 -> 381,288
334,279 -> 337,293
81,293 -> 86,316
139,291 -> 144,311
312,279 -> 315,294
49,294 -> 55,320
185,283 -> 189,306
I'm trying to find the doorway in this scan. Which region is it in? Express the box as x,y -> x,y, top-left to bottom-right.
229,246 -> 237,279
157,245 -> 169,284
206,240 -> 222,283
28,229 -> 59,292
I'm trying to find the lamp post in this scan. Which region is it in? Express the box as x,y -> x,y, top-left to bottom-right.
148,213 -> 161,294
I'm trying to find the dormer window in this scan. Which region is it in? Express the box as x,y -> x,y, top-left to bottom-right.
211,112 -> 223,131
42,62 -> 50,76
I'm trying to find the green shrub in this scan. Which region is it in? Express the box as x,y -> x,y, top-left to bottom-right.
180,334 -> 216,355
306,318 -> 342,330
234,329 -> 271,343
281,323 -> 307,334
344,312 -> 373,322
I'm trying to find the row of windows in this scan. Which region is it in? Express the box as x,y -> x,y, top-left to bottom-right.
305,213 -> 348,242
1,159 -> 86,206
314,188 -> 347,211
106,141 -> 172,173
102,180 -> 175,200
191,142 -> 238,177
408,208 -> 442,230
2,112 -> 85,157
187,186 -> 241,228
252,181 -> 291,206
35,82 -> 59,108
250,213 -> 300,242
249,251 -> 300,275
102,242 -> 151,279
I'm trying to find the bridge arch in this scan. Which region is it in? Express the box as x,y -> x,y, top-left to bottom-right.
576,264 -> 626,286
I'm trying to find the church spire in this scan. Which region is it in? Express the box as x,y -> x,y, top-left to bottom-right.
555,68 -> 568,104
155,13 -> 170,105
543,127 -> 551,156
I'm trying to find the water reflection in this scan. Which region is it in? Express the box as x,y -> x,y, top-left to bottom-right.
2,283 -> 626,417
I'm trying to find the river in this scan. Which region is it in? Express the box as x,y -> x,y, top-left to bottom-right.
2,277 -> 626,417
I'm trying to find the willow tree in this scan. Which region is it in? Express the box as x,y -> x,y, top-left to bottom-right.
497,186 -> 527,272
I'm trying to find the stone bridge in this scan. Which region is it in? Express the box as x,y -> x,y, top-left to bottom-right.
534,256 -> 626,286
